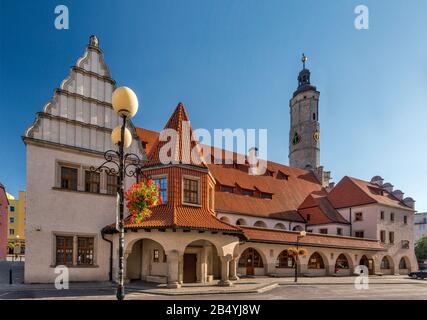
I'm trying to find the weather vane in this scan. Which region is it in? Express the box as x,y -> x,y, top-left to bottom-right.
301,53 -> 308,69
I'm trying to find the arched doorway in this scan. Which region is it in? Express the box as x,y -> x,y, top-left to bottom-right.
334,254 -> 351,275
360,255 -> 374,275
398,256 -> 410,274
183,240 -> 220,283
380,256 -> 394,275
238,248 -> 264,276
126,238 -> 167,283
308,252 -> 325,269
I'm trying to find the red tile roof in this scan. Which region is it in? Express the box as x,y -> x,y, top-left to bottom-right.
299,193 -> 349,225
135,127 -> 159,154
328,176 -> 412,211
242,227 -> 384,251
144,103 -> 207,168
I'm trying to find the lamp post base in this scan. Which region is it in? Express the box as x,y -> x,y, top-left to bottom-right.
116,286 -> 125,300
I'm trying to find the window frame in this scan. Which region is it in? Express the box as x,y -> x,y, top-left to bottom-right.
354,230 -> 364,238
182,175 -> 201,206
55,235 -> 74,267
152,175 -> 168,204
60,166 -> 78,191
85,170 -> 101,193
77,237 -> 95,266
153,249 -> 160,263
106,173 -> 119,195
389,231 -> 395,244
354,212 -> 363,221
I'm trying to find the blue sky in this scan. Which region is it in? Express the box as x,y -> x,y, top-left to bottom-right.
1,0 -> 426,210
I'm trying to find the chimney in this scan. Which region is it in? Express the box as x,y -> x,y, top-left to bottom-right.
403,197 -> 415,209
382,182 -> 394,193
392,189 -> 404,201
370,175 -> 384,186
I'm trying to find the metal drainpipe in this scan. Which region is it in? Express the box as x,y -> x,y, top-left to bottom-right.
349,208 -> 353,236
101,230 -> 113,282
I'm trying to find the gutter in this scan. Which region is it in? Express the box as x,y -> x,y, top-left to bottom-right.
101,229 -> 113,282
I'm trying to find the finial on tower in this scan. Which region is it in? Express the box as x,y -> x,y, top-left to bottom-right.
301,53 -> 308,69
89,35 -> 99,48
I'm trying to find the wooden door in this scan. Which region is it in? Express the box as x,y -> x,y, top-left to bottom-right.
183,254 -> 197,283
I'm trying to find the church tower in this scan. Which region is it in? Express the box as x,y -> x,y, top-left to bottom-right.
289,54 -> 320,170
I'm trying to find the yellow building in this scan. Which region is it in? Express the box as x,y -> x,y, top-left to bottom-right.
6,191 -> 26,255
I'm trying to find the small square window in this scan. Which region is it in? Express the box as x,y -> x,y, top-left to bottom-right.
153,249 -> 159,263
319,228 -> 328,234
9,206 -> 15,212
355,231 -> 364,238
355,212 -> 363,221
337,228 -> 343,236
9,217 -> 14,224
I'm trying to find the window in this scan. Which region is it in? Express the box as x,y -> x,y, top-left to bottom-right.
106,174 -> 118,195
242,189 -> 254,197
380,257 -> 391,269
153,177 -> 168,203
9,217 -> 14,224
220,185 -> 234,193
238,248 -> 264,268
276,251 -> 295,268
77,237 -> 94,265
236,219 -> 247,226
183,178 -> 199,205
9,229 -> 14,236
355,212 -> 363,221
60,167 -> 78,191
56,236 -> 73,266
389,232 -> 394,244
380,211 -> 384,220
390,212 -> 394,222
380,230 -> 386,243
337,228 -> 343,236
153,249 -> 159,263
307,229 -> 313,233
85,171 -> 100,193
319,228 -> 328,234
313,113 -> 316,120
355,231 -> 364,238
208,186 -> 214,211
308,252 -> 325,269
9,206 -> 15,212
261,192 -> 272,199
403,215 -> 407,224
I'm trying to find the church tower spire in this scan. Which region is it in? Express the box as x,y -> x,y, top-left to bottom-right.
289,53 -> 320,170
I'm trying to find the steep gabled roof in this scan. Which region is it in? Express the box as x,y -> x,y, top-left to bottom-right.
328,176 -> 412,211
299,192 -> 349,225
145,103 -> 207,168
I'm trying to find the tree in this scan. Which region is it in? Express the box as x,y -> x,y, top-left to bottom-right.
415,236 -> 427,262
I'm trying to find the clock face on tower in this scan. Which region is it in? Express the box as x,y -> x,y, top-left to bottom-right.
313,131 -> 320,142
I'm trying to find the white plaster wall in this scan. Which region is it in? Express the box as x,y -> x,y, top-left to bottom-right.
307,224 -> 350,236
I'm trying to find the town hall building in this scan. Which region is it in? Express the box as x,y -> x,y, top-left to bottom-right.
23,36 -> 417,287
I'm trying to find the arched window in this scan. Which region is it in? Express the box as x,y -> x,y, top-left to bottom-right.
293,225 -> 303,231
399,257 -> 407,269
219,216 -> 231,224
274,223 -> 286,230
335,254 -> 349,269
238,248 -> 264,268
308,252 -> 325,269
380,257 -> 391,269
276,250 -> 295,268
254,221 -> 267,228
236,218 -> 247,226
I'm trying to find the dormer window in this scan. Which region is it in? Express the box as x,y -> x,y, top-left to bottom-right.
261,192 -> 272,199
241,189 -> 254,197
220,185 -> 234,193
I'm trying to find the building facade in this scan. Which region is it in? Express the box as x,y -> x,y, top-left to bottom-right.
23,36 -> 418,285
0,183 -> 9,260
414,212 -> 427,241
6,191 -> 26,255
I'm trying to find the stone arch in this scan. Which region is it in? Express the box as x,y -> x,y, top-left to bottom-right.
276,249 -> 295,268
334,253 -> 354,276
359,254 -> 375,275
236,218 -> 247,226
219,216 -> 231,224
183,239 -> 221,283
237,247 -> 267,276
274,223 -> 286,230
293,225 -> 304,231
125,238 -> 167,282
398,256 -> 411,274
254,220 -> 267,228
304,251 -> 329,276
380,255 -> 395,275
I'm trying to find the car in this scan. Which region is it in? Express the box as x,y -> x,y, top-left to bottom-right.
408,270 -> 427,279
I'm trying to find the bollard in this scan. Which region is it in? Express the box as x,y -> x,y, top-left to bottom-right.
9,268 -> 12,285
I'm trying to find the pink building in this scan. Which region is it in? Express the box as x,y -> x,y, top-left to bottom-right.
0,183 -> 8,260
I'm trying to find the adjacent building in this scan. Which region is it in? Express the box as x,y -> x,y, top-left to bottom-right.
415,212 -> 427,241
0,183 -> 9,260
6,191 -> 26,255
23,36 -> 418,285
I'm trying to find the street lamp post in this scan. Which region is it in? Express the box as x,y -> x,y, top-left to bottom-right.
91,87 -> 149,301
294,230 -> 306,283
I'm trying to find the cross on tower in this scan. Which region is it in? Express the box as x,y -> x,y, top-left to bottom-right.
301,53 -> 308,69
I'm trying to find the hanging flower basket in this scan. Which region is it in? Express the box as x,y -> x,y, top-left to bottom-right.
287,247 -> 307,257
125,180 -> 162,224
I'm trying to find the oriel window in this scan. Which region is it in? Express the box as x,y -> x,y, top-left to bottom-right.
61,167 -> 78,191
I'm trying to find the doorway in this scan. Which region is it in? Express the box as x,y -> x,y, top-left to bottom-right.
239,248 -> 264,276
360,255 -> 374,275
183,253 -> 197,283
